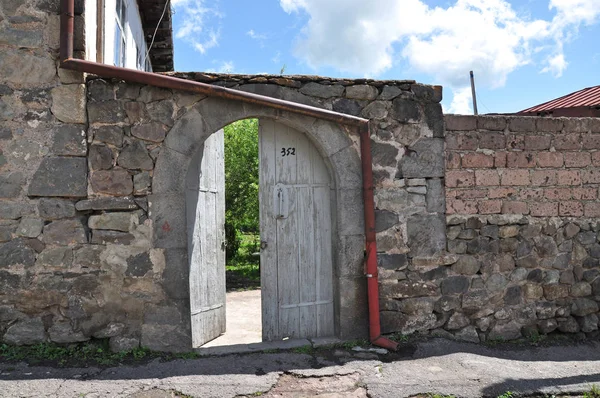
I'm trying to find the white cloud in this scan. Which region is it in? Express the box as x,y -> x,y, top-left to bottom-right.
541,52 -> 568,77
173,0 -> 222,54
247,29 -> 267,40
280,0 -> 600,114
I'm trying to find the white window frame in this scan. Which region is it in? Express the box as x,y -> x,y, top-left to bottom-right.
114,0 -> 127,67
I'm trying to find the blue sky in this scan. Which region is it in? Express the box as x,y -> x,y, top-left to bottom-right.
170,0 -> 600,114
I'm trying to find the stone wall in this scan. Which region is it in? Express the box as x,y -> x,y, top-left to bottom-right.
429,115 -> 600,342
1,61 -> 446,350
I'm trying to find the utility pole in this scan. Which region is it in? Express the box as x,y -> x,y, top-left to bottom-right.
470,71 -> 478,115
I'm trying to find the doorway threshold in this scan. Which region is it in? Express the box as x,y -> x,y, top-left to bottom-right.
195,337 -> 342,356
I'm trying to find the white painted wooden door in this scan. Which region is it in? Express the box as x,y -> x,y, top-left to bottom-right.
259,119 -> 335,341
188,129 -> 226,347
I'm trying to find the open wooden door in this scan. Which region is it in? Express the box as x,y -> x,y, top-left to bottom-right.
259,119 -> 335,341
188,130 -> 226,347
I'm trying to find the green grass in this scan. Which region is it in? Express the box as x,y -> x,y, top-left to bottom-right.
226,233 -> 260,289
584,385 -> 600,398
292,345 -> 315,355
0,341 -> 203,368
497,392 -> 513,398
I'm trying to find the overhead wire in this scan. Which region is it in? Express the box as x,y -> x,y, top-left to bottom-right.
143,0 -> 171,68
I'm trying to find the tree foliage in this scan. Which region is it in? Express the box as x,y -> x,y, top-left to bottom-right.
224,118 -> 259,258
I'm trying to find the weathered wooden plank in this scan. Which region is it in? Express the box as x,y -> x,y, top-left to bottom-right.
259,119 -> 279,341
315,184 -> 335,337
190,130 -> 226,347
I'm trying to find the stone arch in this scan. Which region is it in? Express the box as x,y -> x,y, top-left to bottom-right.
149,95 -> 367,349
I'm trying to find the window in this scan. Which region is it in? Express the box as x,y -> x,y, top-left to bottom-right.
114,0 -> 126,67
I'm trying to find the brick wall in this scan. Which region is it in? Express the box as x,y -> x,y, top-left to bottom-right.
446,116 -> 600,217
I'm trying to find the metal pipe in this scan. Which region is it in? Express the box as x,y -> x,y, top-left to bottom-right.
59,0 -> 396,351
470,71 -> 478,116
359,123 -> 399,351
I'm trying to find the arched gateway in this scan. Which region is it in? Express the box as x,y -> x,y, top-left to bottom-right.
150,97 -> 366,348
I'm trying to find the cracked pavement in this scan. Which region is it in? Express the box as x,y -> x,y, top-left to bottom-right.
1,338 -> 599,397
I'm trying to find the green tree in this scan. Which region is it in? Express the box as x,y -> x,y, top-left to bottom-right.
224,119 -> 259,258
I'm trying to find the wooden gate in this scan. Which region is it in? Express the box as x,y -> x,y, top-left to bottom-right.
188,129 -> 226,347
259,119 -> 335,341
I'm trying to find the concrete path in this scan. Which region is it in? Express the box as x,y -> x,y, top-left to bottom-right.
202,289 -> 262,348
1,338 -> 600,397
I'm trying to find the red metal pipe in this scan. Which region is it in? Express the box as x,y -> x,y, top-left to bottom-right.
359,123 -> 399,351
59,0 -> 396,351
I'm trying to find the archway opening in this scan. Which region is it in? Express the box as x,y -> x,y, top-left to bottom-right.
202,118 -> 262,348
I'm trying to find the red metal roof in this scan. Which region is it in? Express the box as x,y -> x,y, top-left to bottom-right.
519,85 -> 600,113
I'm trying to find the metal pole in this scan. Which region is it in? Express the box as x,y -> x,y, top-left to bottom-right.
470,70 -> 478,115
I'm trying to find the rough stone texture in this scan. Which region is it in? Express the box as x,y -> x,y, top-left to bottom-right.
28,157 -> 88,198
41,219 -> 87,245
90,169 -> 133,196
0,239 -> 36,267
38,198 -> 76,219
52,124 -> 87,156
88,212 -> 137,232
3,318 -> 46,345
50,85 -> 87,124
117,141 -> 154,170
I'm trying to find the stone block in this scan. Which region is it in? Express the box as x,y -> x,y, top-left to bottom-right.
380,281 -> 438,298
299,82 -> 344,98
452,256 -> 480,275
75,197 -> 138,211
41,219 -> 87,245
346,85 -> 378,100
16,218 -> 43,238
87,79 -> 115,101
380,311 -> 436,335
0,172 -> 24,198
51,85 -> 87,124
0,239 -> 36,267
477,117 -> 507,131
52,124 -> 87,156
38,198 -> 76,219
424,103 -> 444,137
109,336 -> 140,352
508,117 -> 536,132
3,318 -> 46,345
392,99 -> 421,123
139,86 -> 172,102
88,212 -> 137,232
571,298 -> 599,316
87,101 -> 125,124
90,169 -> 133,196
36,247 -> 73,267
441,276 -> 470,295
117,141 -> 154,170
149,193 -> 187,249
407,213 -> 446,257
147,101 -> 175,126
28,157 -> 87,198
445,115 -> 477,131
48,321 -> 88,343
361,101 -> 390,120
0,50 -> 56,85
332,98 -> 363,116
557,316 -> 580,333
126,252 -> 152,276
134,172 -> 151,195
131,122 -> 169,143
90,230 -> 135,245
89,145 -> 114,170
379,85 -> 402,100
93,125 -> 124,147
399,138 -> 444,178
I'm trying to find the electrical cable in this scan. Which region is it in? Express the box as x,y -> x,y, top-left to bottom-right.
143,0 -> 171,68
